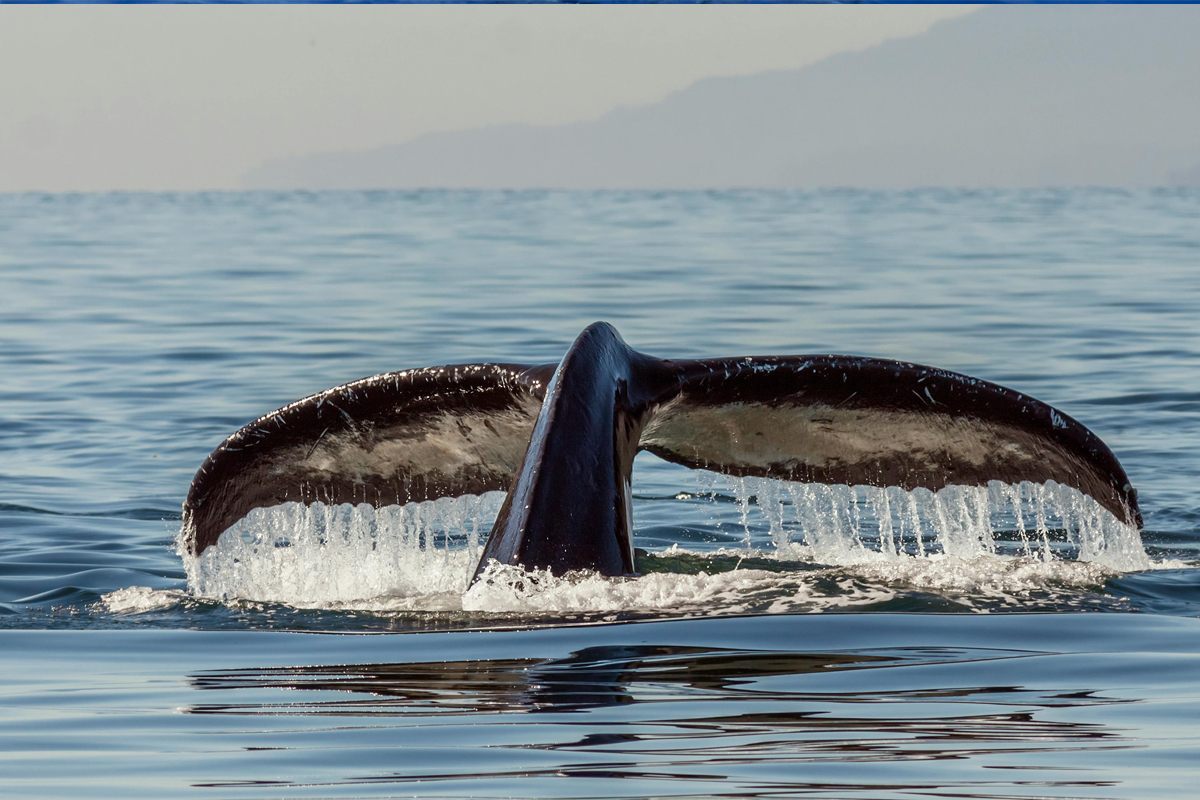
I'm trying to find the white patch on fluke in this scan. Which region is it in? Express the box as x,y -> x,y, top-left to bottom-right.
641,401 -> 1041,474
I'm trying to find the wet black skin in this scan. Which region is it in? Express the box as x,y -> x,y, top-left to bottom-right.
474,323 -> 676,579
183,322 -> 1142,582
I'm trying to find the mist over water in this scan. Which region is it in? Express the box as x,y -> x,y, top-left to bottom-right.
2,189 -> 1199,799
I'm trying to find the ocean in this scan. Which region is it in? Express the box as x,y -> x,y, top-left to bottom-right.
2,189 -> 1198,798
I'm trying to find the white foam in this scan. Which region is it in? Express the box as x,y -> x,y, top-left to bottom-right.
463,560 -> 896,616
850,553 -> 1113,595
646,546 -> 1117,595
172,478 -> 1160,615
102,586 -> 190,614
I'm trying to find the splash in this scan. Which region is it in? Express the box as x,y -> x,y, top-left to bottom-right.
172,477 -> 1154,614
180,493 -> 506,606
462,559 -> 895,616
711,476 -> 1151,572
103,586 -> 192,614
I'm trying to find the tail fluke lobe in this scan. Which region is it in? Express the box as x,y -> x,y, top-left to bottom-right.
182,362 -> 554,556
640,355 -> 1141,529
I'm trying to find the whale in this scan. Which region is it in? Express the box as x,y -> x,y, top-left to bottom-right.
182,322 -> 1142,581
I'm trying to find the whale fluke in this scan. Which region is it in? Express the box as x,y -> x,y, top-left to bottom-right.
642,355 -> 1142,528
182,362 -> 556,557
183,323 -> 1142,580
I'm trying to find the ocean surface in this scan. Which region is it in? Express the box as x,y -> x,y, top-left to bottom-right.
2,189 -> 1198,798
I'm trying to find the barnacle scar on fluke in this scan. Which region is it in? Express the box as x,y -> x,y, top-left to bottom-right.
182,322 -> 1142,582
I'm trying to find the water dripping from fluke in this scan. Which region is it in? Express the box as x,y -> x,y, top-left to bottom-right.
166,477 -> 1162,617
709,476 -> 1150,571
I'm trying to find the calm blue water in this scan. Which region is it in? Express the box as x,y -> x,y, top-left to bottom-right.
2,189 -> 1199,798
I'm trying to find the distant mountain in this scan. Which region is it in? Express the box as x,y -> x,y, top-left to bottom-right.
245,7 -> 1200,190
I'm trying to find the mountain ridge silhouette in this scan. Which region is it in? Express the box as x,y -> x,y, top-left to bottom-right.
245,7 -> 1200,190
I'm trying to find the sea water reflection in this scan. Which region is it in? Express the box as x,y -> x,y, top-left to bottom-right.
4,608 -> 1198,799
175,628 -> 1191,799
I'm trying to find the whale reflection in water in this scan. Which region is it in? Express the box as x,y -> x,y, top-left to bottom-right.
187,643 -> 1129,790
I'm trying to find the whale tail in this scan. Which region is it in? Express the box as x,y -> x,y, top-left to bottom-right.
182,323 -> 1142,579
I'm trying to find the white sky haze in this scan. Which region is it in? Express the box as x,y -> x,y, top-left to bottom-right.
0,7 -> 977,192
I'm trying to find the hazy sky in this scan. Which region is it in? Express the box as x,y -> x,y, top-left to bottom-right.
0,6 -> 976,193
